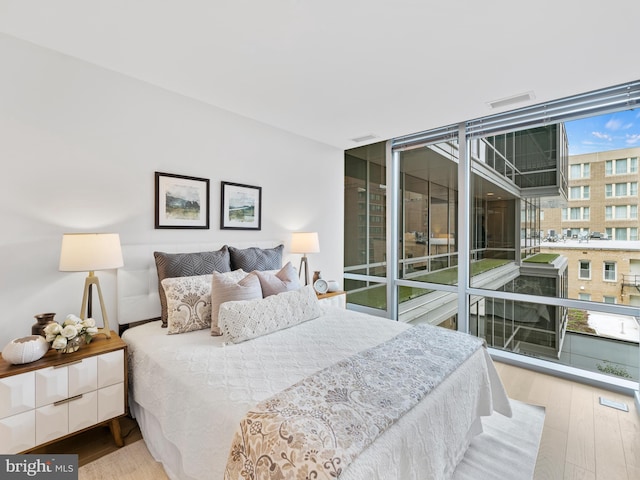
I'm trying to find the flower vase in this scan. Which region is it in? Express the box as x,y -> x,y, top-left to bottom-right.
32,313 -> 56,337
61,336 -> 83,354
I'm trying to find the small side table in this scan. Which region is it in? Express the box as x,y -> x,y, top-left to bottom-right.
316,291 -> 346,308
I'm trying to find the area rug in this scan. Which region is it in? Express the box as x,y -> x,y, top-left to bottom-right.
78,439 -> 168,480
453,399 -> 545,480
79,399 -> 544,480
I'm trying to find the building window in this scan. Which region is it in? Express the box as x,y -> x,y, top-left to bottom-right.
607,182 -> 637,197
570,186 -> 580,199
570,208 -> 580,220
607,157 -> 637,175
578,260 -> 591,280
631,227 -> 638,241
605,227 -> 613,239
615,205 -> 627,219
570,185 -> 590,199
570,163 -> 590,179
605,184 -> 613,197
615,228 -> 628,241
631,205 -> 638,219
583,207 -> 589,220
605,206 -> 612,220
603,261 -> 616,282
561,208 -> 567,221
578,293 -> 591,301
603,296 -> 617,304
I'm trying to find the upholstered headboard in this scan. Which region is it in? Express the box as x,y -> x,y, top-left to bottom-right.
116,241 -> 285,326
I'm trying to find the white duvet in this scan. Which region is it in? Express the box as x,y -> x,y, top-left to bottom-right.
123,306 -> 511,480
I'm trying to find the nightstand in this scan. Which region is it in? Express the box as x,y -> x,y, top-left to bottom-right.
0,331 -> 127,454
316,290 -> 346,308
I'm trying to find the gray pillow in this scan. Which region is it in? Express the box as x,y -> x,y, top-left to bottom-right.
154,247 -> 231,327
228,245 -> 283,272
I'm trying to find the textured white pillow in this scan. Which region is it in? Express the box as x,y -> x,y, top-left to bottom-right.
211,270 -> 262,336
162,275 -> 213,334
253,261 -> 301,297
218,285 -> 322,343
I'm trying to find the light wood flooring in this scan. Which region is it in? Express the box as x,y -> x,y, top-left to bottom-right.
495,362 -> 640,480
39,363 -> 640,479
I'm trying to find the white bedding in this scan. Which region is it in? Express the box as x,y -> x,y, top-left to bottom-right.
123,305 -> 511,480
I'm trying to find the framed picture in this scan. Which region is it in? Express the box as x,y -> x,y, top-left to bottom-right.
220,181 -> 262,230
155,172 -> 210,229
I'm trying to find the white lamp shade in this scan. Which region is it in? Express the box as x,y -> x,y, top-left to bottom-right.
291,232 -> 320,254
59,233 -> 124,272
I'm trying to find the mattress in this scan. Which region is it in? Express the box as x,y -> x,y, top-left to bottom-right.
123,305 -> 511,480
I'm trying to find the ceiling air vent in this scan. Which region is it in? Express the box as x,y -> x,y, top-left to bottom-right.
351,134 -> 379,143
487,91 -> 535,109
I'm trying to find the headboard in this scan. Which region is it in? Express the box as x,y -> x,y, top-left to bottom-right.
116,240 -> 285,326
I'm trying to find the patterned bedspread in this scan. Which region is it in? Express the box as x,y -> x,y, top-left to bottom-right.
224,325 -> 484,480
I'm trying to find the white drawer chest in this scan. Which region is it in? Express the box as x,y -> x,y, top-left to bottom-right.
0,332 -> 127,454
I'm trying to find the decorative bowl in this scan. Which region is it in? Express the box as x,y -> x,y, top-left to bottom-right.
2,335 -> 50,364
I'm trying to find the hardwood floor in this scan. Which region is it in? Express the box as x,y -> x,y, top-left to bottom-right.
39,363 -> 640,479
30,416 -> 142,467
495,361 -> 640,480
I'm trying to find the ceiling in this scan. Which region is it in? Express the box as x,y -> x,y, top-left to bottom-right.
1,0 -> 638,150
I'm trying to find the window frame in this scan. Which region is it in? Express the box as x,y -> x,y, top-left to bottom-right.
603,261 -> 617,282
578,260 -> 591,280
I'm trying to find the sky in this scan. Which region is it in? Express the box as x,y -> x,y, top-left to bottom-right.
565,109 -> 640,155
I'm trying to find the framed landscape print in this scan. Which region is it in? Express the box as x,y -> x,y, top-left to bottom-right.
155,172 -> 210,229
220,181 -> 262,230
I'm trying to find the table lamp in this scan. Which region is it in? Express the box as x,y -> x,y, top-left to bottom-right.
291,232 -> 320,286
59,233 -> 124,339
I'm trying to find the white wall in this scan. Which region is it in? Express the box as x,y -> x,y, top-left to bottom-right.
0,34 -> 344,349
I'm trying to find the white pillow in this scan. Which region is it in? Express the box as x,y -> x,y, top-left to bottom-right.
211,270 -> 262,336
162,275 -> 213,334
218,285 -> 322,343
253,261 -> 301,297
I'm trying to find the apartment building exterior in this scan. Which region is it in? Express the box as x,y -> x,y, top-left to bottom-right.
541,147 -> 640,307
542,147 -> 639,240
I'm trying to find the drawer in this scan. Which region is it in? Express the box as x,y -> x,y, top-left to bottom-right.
0,371 -> 35,418
0,410 -> 35,453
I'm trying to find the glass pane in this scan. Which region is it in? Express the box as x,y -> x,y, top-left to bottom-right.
400,285 -> 458,331
344,141 -> 387,277
471,295 -> 564,359
398,140 -> 458,285
345,279 -> 387,310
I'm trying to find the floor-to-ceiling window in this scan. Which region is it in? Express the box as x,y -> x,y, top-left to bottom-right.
344,80 -> 640,395
344,142 -> 388,314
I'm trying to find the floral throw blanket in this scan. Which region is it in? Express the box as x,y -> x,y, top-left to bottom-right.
224,324 -> 484,480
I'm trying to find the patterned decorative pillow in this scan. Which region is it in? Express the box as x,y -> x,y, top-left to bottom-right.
253,261 -> 301,297
162,275 -> 213,334
218,285 -> 321,343
228,245 -> 283,272
210,270 -> 263,336
154,247 -> 231,327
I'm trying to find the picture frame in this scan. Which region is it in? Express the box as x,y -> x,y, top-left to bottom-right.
220,181 -> 262,230
155,172 -> 210,229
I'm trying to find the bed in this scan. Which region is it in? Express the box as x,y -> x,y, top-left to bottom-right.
117,243 -> 512,480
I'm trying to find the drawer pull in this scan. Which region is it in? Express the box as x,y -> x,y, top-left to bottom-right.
53,394 -> 83,406
54,360 -> 82,369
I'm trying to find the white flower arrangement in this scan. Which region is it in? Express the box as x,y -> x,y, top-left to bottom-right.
44,314 -> 99,352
